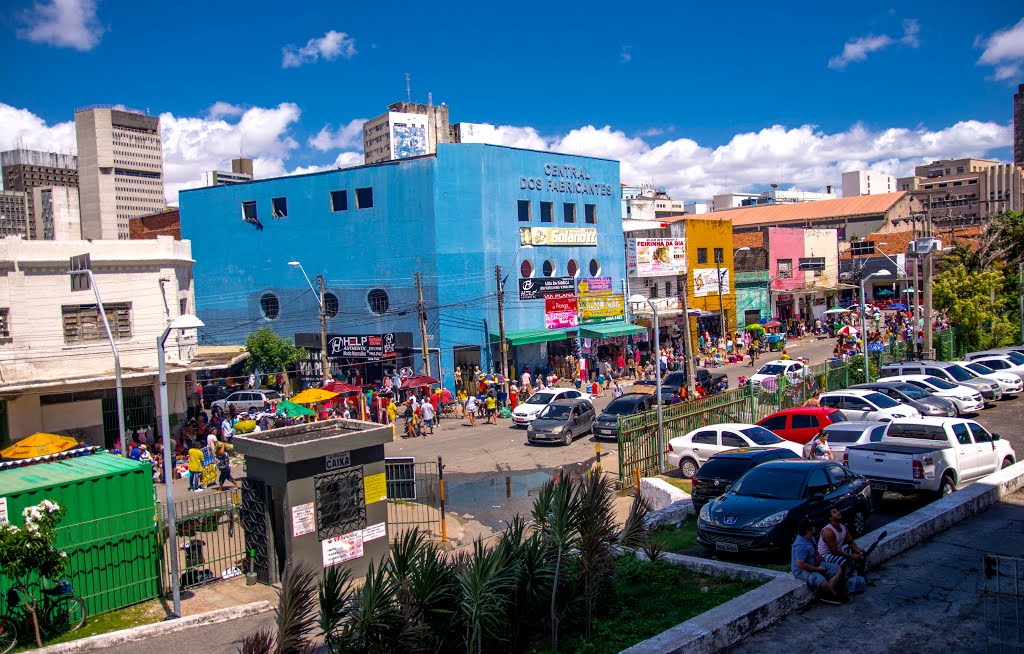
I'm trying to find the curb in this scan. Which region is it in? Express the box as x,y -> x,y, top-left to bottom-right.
36,600 -> 275,653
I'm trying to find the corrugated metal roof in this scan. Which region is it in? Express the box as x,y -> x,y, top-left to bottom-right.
713,192 -> 906,226
0,454 -> 145,495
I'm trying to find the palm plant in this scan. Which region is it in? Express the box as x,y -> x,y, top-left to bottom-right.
318,564 -> 357,652
409,539 -> 462,653
458,539 -> 517,654
238,562 -> 318,654
511,533 -> 555,650
575,472 -> 617,638
534,472 -> 582,652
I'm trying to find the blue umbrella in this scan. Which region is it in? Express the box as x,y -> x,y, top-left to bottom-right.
889,302 -> 908,310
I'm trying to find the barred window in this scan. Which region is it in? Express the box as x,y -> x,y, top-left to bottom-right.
0,308 -> 9,338
63,303 -> 132,344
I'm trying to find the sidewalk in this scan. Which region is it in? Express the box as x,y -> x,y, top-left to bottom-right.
727,488 -> 1024,654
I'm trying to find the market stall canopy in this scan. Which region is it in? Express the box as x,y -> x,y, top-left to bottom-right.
289,388 -> 339,404
823,306 -> 849,314
276,401 -> 316,417
491,328 -> 569,346
838,325 -> 858,336
745,324 -> 765,332
578,322 -> 647,338
322,381 -> 362,395
889,303 -> 908,310
1,433 -> 79,459
400,374 -> 440,390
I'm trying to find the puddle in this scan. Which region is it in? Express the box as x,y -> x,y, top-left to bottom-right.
444,461 -> 593,530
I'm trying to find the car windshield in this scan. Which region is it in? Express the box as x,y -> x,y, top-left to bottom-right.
1003,352 -> 1024,364
264,391 -> 281,400
967,363 -> 995,375
757,364 -> 786,376
602,399 -> 640,416
865,392 -> 900,408
894,384 -> 928,400
825,427 -> 868,443
730,467 -> 806,500
663,373 -> 687,386
697,458 -> 755,481
740,426 -> 785,445
944,365 -> 974,382
538,405 -> 572,420
525,393 -> 556,405
925,377 -> 958,391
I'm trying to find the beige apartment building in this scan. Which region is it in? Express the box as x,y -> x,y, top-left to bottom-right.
362,101 -> 453,164
897,158 -> 1024,225
75,107 -> 166,240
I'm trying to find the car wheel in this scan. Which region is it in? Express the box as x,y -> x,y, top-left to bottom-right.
563,430 -> 572,446
870,490 -> 885,506
679,458 -> 698,479
851,508 -> 867,536
939,475 -> 956,498
1002,457 -> 1015,469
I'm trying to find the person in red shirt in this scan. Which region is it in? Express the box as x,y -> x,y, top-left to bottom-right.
616,354 -> 626,378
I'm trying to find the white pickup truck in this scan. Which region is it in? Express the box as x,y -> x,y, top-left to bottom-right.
843,417 -> 1016,501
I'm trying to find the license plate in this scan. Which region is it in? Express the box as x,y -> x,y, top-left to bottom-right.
715,542 -> 739,553
872,482 -> 887,491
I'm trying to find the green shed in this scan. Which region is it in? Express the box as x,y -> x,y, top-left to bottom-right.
0,454 -> 161,616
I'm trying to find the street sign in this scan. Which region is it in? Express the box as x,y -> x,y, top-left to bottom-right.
69,254 -> 91,292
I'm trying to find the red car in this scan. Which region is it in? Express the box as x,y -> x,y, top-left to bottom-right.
755,407 -> 847,444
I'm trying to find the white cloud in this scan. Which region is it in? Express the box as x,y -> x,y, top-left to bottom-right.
0,104 -> 76,154
282,30 -> 356,68
977,17 -> 1024,80
309,119 -> 366,151
17,0 -> 104,51
620,45 -> 632,64
207,102 -> 245,119
828,19 -> 920,69
454,122 -> 549,150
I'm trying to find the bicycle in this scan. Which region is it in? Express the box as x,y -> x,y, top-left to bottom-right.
0,579 -> 87,653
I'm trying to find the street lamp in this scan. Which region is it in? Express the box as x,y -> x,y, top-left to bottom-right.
630,294 -> 664,475
288,261 -> 329,385
157,313 -> 205,619
859,270 -> 890,383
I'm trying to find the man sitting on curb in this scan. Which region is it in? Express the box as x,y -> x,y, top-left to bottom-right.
792,519 -> 849,604
818,508 -> 868,582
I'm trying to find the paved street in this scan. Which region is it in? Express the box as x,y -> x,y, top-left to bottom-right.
88,612 -> 277,654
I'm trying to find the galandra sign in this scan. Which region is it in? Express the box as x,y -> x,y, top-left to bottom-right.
519,227 -> 597,247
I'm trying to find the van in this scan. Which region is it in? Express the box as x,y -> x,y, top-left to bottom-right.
879,360 -> 1001,402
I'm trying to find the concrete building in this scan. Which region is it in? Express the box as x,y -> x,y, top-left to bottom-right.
842,170 -> 896,197
620,186 -> 686,221
0,192 -> 29,238
1,149 -> 79,240
897,158 -> 1024,225
75,107 -> 165,240
713,187 -> 837,212
683,201 -> 710,214
1015,83 -> 1024,167
180,144 -> 625,391
128,208 -> 180,240
0,236 -> 196,448
32,186 -> 81,240
733,232 -> 770,331
722,191 -> 910,242
362,101 -> 453,165
201,157 -> 255,187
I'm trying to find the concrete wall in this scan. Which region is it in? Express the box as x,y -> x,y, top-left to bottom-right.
679,219 -> 736,331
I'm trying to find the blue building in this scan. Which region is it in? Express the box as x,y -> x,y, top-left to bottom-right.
180,144 -> 627,390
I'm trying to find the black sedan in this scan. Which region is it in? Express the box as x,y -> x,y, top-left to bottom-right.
691,447 -> 800,513
697,460 -> 872,555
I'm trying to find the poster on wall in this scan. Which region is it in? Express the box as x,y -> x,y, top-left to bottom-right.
322,529 -> 364,567
389,112 -> 429,160
545,297 -> 579,329
693,268 -> 730,297
292,503 -> 316,537
579,294 -> 625,325
627,238 -> 687,277
576,277 -> 612,294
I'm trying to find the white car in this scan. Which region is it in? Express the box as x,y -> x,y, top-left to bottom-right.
818,389 -> 921,422
965,354 -> 1024,381
884,374 -> 984,415
211,389 -> 282,414
956,360 -> 1022,395
511,388 -> 589,425
748,360 -> 806,388
666,423 -> 803,478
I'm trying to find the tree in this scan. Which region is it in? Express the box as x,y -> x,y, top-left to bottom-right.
244,328 -> 307,395
933,263 -> 1015,352
0,500 -> 68,648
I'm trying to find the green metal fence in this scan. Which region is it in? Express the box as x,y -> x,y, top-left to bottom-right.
616,361 -> 848,488
934,328 -> 968,362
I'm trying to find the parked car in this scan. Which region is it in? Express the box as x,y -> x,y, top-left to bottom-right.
526,399 -> 595,446
202,385 -> 237,405
965,348 -> 1024,364
883,374 -> 985,415
511,388 -> 588,426
690,447 -> 801,513
818,389 -> 921,422
954,360 -> 1022,395
748,360 -> 807,388
697,460 -> 873,554
962,353 -> 1024,381
844,417 -> 1016,501
592,393 -> 658,440
850,381 -> 957,418
879,361 -> 1002,402
663,369 -> 729,395
756,407 -> 848,444
818,421 -> 888,457
211,389 -> 282,413
667,424 -> 803,478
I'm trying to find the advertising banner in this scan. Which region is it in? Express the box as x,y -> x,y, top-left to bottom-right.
325,333 -> 396,361
519,277 -> 576,300
576,277 -> 612,294
322,530 -> 364,567
519,226 -> 597,247
693,268 -> 730,297
579,294 -> 625,325
389,112 -> 429,160
627,238 -> 687,277
545,297 -> 578,329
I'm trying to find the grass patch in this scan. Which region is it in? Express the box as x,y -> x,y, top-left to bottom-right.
658,476 -> 692,494
655,520 -> 699,554
14,600 -> 167,651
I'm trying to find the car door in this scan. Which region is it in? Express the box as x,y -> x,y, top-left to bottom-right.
968,422 -> 999,477
841,396 -> 873,421
722,431 -> 747,450
802,467 -> 833,526
949,423 -> 979,480
790,413 -> 821,444
924,367 -> 950,384
824,463 -> 856,517
578,402 -> 594,433
759,414 -> 789,437
226,392 -> 245,412
688,430 -> 720,464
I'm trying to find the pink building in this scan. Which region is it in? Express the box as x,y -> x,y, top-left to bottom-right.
765,227 -> 842,323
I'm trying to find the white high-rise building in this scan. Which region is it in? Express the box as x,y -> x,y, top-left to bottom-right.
75,107 -> 165,240
842,170 -> 896,197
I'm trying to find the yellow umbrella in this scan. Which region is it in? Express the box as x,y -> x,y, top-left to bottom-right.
288,388 -> 339,405
1,432 -> 79,459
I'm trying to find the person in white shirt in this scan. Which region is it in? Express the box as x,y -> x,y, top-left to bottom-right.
613,380 -> 624,398
521,371 -> 531,390
420,401 -> 434,435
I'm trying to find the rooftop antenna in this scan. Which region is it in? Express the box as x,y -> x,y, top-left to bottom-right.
428,91 -> 432,108
405,73 -> 411,103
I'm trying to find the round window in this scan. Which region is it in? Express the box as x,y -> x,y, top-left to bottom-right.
260,293 -> 279,320
324,292 -> 339,318
367,289 -> 390,315
542,260 -> 556,277
520,259 -> 534,278
589,259 -> 601,277
567,259 -> 579,277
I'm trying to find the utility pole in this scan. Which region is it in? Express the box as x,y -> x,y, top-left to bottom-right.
923,210 -> 935,359
715,250 -> 728,338
496,266 -> 509,397
416,272 -> 431,376
318,275 -> 329,384
678,274 -> 696,396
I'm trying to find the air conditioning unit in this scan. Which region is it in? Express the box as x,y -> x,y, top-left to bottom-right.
908,238 -> 942,254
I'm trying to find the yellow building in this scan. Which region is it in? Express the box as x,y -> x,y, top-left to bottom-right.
677,218 -> 737,336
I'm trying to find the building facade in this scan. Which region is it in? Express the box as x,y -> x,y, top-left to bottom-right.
362,101 -> 453,165
842,170 -> 896,197
75,107 -> 166,240
201,157 -> 255,187
0,236 -> 195,448
0,191 -> 29,238
32,186 -> 81,240
765,227 -> 842,324
0,149 -> 78,240
713,187 -> 836,211
1015,83 -> 1023,168
897,158 -> 1024,225
180,144 -> 624,390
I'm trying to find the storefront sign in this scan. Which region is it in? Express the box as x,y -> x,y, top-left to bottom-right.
322,530 -> 364,567
545,297 -> 579,329
518,165 -> 615,196
579,294 -> 625,325
327,333 -> 396,361
519,227 -> 597,247
363,522 -> 387,542
292,502 -> 316,537
576,277 -> 612,294
519,276 -> 576,300
626,238 -> 687,277
693,268 -> 730,297
325,451 -> 351,471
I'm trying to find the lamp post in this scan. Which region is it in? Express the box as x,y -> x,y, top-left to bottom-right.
630,294 -> 664,475
288,261 -> 329,385
859,270 -> 890,383
158,313 -> 205,619
714,249 -> 727,338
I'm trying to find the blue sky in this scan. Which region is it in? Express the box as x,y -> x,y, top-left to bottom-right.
2,0 -> 1022,202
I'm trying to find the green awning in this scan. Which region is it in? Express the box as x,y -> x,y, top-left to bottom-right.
491,328 -> 569,346
578,322 -> 648,338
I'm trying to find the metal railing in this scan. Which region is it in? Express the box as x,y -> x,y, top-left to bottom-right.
385,457 -> 446,543
159,490 -> 247,592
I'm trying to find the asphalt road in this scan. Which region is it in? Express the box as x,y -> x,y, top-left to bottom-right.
89,612 -> 277,654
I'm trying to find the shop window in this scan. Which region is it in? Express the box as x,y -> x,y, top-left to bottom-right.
356,187 -> 373,209
697,248 -> 708,265
584,204 -> 597,224
777,260 -> 792,278
260,293 -> 280,320
272,197 -> 288,218
542,260 -> 556,277
521,259 -> 534,278
367,289 -> 389,315
324,292 -> 339,318
330,190 -> 348,212
567,259 -> 579,277
650,284 -> 659,298
540,201 -> 554,223
589,259 -> 601,276
714,248 -> 723,264
63,303 -> 132,344
563,203 -> 577,223
518,200 -> 531,222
